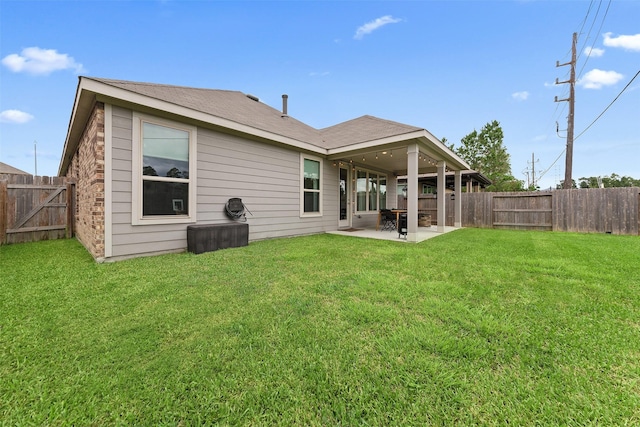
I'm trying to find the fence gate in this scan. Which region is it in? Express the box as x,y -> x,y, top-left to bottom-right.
0,174 -> 75,245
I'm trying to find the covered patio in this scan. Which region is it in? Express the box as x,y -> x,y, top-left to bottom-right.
323,116 -> 472,242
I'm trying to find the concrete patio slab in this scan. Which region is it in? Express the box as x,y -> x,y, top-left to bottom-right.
328,226 -> 461,243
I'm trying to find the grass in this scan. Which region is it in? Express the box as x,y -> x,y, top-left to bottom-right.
1,228 -> 640,425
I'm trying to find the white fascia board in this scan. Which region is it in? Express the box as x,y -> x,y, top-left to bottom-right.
58,78 -> 86,174
326,129 -> 471,171
83,78 -> 326,156
417,135 -> 471,171
326,130 -> 427,158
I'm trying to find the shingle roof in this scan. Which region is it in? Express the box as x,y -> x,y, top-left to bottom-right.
91,78 -> 326,147
61,77 -> 471,175
319,115 -> 423,149
88,78 -> 425,150
0,161 -> 29,175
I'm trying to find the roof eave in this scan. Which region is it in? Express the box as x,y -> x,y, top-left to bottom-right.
326,130 -> 427,157
327,129 -> 471,171
59,78 -> 470,176
59,77 -> 326,175
58,76 -> 88,175
418,129 -> 471,171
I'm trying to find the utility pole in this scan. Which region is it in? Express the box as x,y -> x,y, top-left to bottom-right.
530,152 -> 539,189
34,140 -> 38,177
555,32 -> 577,189
523,153 -> 539,190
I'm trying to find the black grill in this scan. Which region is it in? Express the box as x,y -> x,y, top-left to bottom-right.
398,213 -> 407,239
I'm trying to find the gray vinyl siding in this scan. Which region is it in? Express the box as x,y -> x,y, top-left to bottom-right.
110,106 -> 191,258
107,106 -> 338,260
197,127 -> 338,240
352,213 -> 379,229
110,107 -> 133,228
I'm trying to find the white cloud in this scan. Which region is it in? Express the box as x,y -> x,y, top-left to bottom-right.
0,109 -> 34,124
2,47 -> 85,75
584,46 -> 605,57
603,33 -> 640,52
511,91 -> 529,101
578,69 -> 624,89
603,32 -> 640,52
354,15 -> 402,40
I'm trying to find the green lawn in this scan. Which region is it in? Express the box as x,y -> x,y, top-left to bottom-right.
1,228 -> 639,425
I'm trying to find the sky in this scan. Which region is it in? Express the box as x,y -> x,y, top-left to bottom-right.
0,0 -> 638,190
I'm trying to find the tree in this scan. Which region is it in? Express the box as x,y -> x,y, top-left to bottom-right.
577,174 -> 640,188
557,179 -> 577,189
578,177 -> 598,189
449,120 -> 523,192
166,167 -> 184,179
143,165 -> 158,176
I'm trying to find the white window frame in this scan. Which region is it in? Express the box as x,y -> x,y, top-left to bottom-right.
355,168 -> 387,213
300,153 -> 323,217
132,112 -> 197,225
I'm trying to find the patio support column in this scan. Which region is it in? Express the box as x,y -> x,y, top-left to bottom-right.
437,161 -> 446,233
454,169 -> 462,228
406,144 -> 419,242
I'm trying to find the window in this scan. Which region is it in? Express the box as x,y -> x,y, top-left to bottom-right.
379,176 -> 387,209
132,113 -> 196,225
356,168 -> 386,212
369,173 -> 378,211
300,154 -> 322,216
422,184 -> 435,194
356,170 -> 367,211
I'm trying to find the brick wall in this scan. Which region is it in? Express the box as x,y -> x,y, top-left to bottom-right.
64,102 -> 105,259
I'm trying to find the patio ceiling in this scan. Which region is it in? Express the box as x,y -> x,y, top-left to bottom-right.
326,134 -> 469,176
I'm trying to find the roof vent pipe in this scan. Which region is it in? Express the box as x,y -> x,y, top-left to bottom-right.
282,94 -> 288,116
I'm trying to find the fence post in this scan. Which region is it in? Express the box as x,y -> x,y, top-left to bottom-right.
66,182 -> 75,239
0,180 -> 7,244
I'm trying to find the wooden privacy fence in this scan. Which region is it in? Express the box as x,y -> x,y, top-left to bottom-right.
398,188 -> 640,235
487,192 -> 552,231
397,195 -> 456,224
461,188 -> 640,235
0,174 -> 75,245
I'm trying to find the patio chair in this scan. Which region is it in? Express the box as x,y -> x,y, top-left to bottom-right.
380,209 -> 396,231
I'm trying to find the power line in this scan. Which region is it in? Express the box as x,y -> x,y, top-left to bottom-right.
555,33 -> 577,189
576,0 -> 602,64
537,1 -> 615,188
575,69 -> 640,141
540,69 -> 639,184
537,148 -> 566,183
551,0 -> 609,129
577,0 -> 612,81
576,0 -> 595,40
549,0 -> 606,129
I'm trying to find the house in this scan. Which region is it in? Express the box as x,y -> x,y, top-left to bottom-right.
0,161 -> 30,175
58,77 -> 470,261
